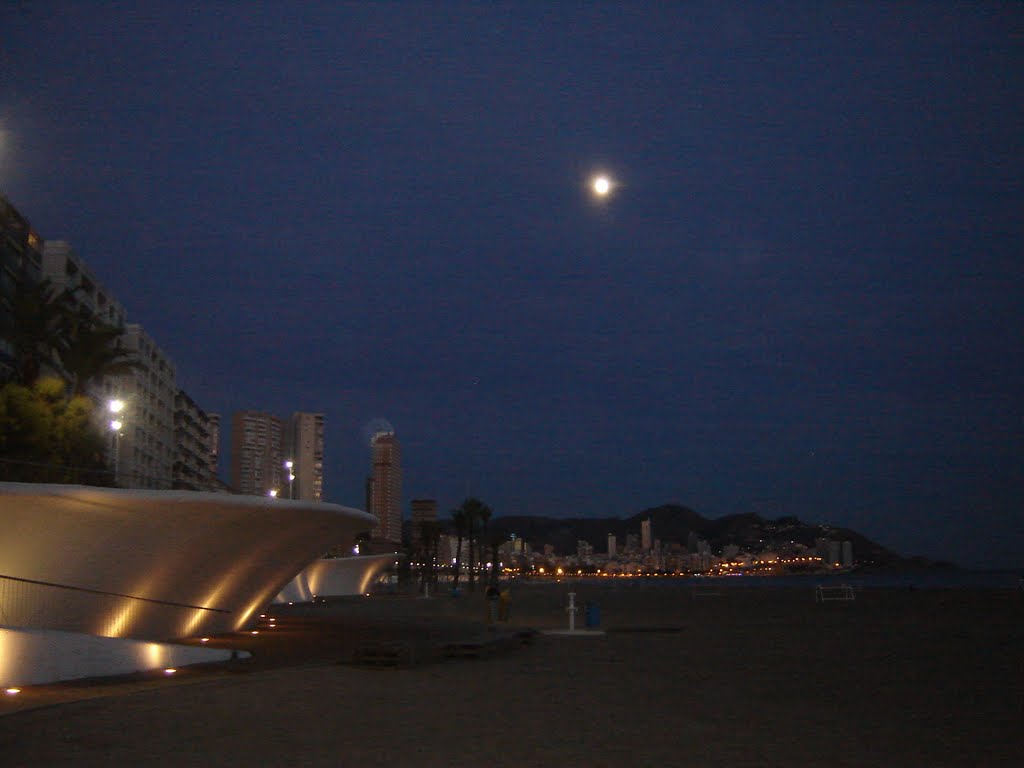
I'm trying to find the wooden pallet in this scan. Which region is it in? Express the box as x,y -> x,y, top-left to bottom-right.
443,629 -> 534,659
350,641 -> 416,668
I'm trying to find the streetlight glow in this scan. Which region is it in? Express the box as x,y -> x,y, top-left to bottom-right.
285,459 -> 295,499
107,400 -> 126,486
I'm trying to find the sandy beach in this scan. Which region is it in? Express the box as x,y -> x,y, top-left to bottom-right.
1,579 -> 1021,767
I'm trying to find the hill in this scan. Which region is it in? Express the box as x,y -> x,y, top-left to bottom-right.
481,504 -> 903,566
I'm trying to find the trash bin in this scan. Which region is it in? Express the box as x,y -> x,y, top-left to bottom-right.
585,601 -> 600,627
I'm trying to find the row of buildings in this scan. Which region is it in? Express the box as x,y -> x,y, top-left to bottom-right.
230,410 -> 324,502
3,191 -> 458,548
554,530 -> 855,576
402,514 -> 857,580
1,193 -> 329,502
1,196 -> 188,489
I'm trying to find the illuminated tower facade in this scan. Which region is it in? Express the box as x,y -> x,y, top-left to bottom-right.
231,411 -> 283,496
207,413 -> 221,478
641,518 -> 652,551
369,431 -> 402,545
113,324 -> 176,489
289,412 -> 325,502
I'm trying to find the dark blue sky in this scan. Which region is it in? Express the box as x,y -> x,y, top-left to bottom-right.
3,4 -> 1022,567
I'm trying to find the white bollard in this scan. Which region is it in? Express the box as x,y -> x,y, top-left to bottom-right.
567,591 -> 577,632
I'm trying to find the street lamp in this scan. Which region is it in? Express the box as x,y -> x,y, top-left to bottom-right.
268,489 -> 279,498
108,400 -> 125,486
285,459 -> 295,499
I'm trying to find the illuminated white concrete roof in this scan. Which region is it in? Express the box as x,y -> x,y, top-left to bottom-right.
274,553 -> 402,603
0,483 -> 375,641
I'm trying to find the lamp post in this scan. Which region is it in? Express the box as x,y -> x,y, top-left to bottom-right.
285,459 -> 295,499
108,399 -> 125,486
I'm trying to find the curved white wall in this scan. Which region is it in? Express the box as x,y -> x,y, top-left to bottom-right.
0,483 -> 376,641
0,627 -> 247,688
274,553 -> 402,603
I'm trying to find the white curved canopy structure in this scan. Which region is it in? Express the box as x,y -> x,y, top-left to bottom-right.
274,553 -> 402,603
0,483 -> 376,642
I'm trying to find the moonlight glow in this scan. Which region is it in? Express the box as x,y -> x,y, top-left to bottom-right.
592,175 -> 612,196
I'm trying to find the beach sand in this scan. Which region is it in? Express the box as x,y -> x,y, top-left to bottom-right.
0,580 -> 1020,767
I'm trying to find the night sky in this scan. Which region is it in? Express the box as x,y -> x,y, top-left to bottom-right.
3,4 -> 1022,568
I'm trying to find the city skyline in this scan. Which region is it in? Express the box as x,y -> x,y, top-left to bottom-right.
3,5 -> 1022,568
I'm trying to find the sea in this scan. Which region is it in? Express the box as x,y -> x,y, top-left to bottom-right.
521,569 -> 1024,592
651,569 -> 1023,591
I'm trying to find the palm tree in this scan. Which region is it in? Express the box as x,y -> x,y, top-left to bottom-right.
458,497 -> 492,592
478,502 -> 493,589
0,377 -> 112,485
486,529 -> 507,589
479,502 -> 492,549
418,520 -> 443,592
0,278 -> 70,386
60,317 -> 139,395
450,508 -> 467,594
466,503 -> 477,592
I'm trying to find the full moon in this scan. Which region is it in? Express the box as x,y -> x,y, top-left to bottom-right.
592,175 -> 612,196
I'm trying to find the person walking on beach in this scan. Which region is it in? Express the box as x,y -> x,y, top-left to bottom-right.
485,583 -> 500,624
498,583 -> 511,622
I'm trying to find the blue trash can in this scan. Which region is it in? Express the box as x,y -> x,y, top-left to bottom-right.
585,601 -> 600,627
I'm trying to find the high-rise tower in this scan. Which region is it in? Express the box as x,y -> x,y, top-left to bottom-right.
289,412 -> 325,501
0,195 -> 45,383
207,413 -> 221,478
369,431 -> 402,545
410,498 -> 438,549
231,411 -> 283,496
